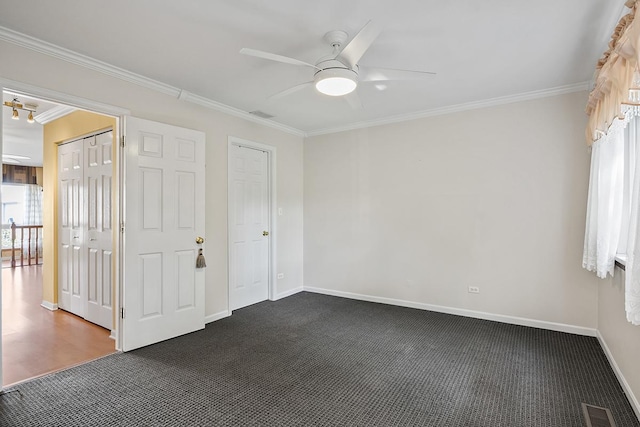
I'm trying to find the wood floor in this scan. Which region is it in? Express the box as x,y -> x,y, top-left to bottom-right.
2,265 -> 116,386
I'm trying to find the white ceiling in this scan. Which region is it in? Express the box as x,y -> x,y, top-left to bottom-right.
0,0 -> 624,134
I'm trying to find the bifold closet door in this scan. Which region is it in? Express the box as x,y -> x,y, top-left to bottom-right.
58,132 -> 113,331
84,131 -> 113,330
58,139 -> 85,317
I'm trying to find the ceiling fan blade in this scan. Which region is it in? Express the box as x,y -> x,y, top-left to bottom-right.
359,66 -> 437,82
240,48 -> 320,70
335,20 -> 381,69
268,81 -> 314,101
344,91 -> 363,110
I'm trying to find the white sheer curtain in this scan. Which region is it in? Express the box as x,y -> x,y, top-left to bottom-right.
625,119 -> 640,324
585,116 -> 640,324
583,122 -> 625,279
23,184 -> 43,225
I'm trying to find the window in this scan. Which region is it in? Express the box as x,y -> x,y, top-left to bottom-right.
0,184 -> 43,251
583,114 -> 640,324
2,184 -> 26,224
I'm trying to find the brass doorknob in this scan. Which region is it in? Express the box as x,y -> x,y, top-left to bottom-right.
263,231 -> 269,236
195,237 -> 204,244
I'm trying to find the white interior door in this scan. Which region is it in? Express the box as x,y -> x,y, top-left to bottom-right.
122,117 -> 205,351
58,139 -> 85,317
84,132 -> 114,330
229,144 -> 269,311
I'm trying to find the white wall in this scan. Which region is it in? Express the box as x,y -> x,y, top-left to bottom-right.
599,270 -> 640,415
304,91 -> 600,329
0,40 -> 304,318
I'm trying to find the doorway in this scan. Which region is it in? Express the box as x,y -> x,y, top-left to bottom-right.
228,137 -> 276,311
0,81 -> 209,387
1,89 -> 120,386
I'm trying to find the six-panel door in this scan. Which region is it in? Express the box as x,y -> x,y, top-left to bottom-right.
228,144 -> 269,311
121,117 -> 205,351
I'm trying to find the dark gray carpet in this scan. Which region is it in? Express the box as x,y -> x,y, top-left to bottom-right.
0,292 -> 638,426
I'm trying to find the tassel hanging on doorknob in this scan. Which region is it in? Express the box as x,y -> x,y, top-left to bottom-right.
196,248 -> 207,268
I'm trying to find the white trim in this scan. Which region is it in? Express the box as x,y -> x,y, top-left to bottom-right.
272,286 -> 304,301
306,82 -> 590,137
597,330 -> 640,420
35,105 -> 76,124
0,27 -> 179,96
114,117 -> 123,352
0,26 -> 304,138
1,78 -> 130,117
180,90 -> 305,137
205,310 -> 231,324
227,137 -> 278,309
109,330 -> 116,340
303,286 -> 597,337
40,300 -> 58,311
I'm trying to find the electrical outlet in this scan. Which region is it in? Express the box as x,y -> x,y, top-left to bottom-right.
277,273 -> 284,279
468,286 -> 480,294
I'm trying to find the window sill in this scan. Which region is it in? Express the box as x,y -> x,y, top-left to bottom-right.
616,254 -> 627,271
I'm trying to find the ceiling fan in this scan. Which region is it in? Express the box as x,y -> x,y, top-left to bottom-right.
240,21 -> 435,103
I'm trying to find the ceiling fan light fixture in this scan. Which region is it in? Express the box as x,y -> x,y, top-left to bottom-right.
314,68 -> 358,96
11,108 -> 19,120
27,111 -> 34,123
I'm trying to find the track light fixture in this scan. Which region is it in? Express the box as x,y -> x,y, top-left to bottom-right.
3,98 -> 37,123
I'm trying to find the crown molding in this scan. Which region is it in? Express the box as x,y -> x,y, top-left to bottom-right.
34,104 -> 76,124
179,90 -> 305,137
0,27 -> 179,97
306,81 -> 591,137
0,26 -> 305,138
1,77 -> 131,117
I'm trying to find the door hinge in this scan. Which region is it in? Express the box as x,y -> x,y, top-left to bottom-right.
120,222 -> 125,233
120,308 -> 125,319
120,135 -> 125,147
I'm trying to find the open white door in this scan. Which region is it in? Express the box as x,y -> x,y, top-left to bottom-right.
121,117 -> 205,351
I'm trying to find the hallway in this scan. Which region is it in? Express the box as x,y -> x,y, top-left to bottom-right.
2,265 -> 115,386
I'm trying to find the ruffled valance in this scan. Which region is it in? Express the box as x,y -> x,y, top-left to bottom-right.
587,0 -> 640,145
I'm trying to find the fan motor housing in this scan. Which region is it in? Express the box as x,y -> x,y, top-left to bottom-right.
315,59 -> 357,74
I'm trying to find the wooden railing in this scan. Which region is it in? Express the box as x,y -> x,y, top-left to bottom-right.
10,223 -> 43,268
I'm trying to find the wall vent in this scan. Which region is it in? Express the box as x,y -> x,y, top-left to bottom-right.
249,110 -> 275,119
582,403 -> 616,427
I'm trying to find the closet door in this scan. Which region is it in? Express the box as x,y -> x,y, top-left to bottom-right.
84,132 -> 114,330
58,139 -> 85,317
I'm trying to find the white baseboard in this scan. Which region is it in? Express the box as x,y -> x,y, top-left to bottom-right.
596,330 -> 640,420
271,286 -> 304,301
109,330 -> 116,340
205,310 -> 230,324
40,300 -> 58,311
303,286 -> 597,337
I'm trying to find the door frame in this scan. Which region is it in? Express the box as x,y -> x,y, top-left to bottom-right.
227,136 -> 277,312
0,79 -> 130,389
